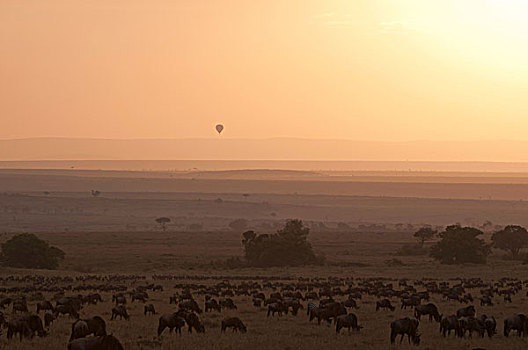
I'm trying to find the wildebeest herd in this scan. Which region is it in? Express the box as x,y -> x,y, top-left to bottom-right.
0,274 -> 526,349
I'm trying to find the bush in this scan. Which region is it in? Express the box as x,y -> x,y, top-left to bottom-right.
396,244 -> 428,256
1,233 -> 65,269
242,219 -> 322,267
430,224 -> 491,264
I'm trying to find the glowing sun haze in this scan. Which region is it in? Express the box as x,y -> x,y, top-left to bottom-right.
1,0 -> 528,141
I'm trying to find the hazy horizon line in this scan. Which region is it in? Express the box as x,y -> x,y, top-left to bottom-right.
3,136 -> 528,143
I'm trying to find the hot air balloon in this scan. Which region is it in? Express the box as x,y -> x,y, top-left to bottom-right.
215,124 -> 224,134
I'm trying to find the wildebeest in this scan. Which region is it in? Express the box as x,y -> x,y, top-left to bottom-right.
36,300 -> 54,313
267,302 -> 288,317
439,315 -> 461,337
205,299 -> 221,312
477,314 -> 496,338
376,299 -> 395,311
68,335 -> 124,350
390,317 -> 420,345
7,314 -> 46,340
184,312 -> 205,333
70,316 -> 107,341
456,305 -> 476,318
401,296 -> 420,309
157,313 -> 186,336
458,316 -> 485,338
219,298 -> 237,310
144,304 -> 156,316
283,299 -> 303,316
504,314 -> 528,337
131,291 -> 148,303
111,305 -> 129,321
221,317 -> 247,333
55,304 -> 80,319
309,306 -> 333,325
335,313 -> 362,334
414,303 -> 442,322
179,300 -> 202,314
479,296 -> 494,306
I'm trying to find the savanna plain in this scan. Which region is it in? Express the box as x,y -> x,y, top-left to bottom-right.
0,166 -> 527,350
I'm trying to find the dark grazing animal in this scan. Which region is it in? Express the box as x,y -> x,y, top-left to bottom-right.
221,317 -> 247,333
456,305 -> 476,318
414,303 -> 442,322
440,315 -> 461,337
390,317 -> 420,345
184,312 -> 205,333
157,313 -> 186,336
144,304 -> 156,316
7,314 -> 46,340
36,301 -> 54,313
111,305 -> 129,321
376,299 -> 395,312
335,313 -> 362,333
205,300 -> 221,312
55,304 -> 80,319
477,315 -> 496,338
68,335 -> 124,350
179,300 -> 203,314
458,316 -> 485,338
267,302 -> 288,317
504,314 -> 528,337
70,316 -> 107,341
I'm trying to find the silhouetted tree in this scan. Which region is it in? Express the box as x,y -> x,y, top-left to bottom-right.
241,219 -> 321,267
491,225 -> 528,259
155,217 -> 171,231
1,233 -> 65,269
430,224 -> 491,264
414,226 -> 437,247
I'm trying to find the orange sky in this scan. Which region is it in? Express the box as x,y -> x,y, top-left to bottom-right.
1,0 -> 528,141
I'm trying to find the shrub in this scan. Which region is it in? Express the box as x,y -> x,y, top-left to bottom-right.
1,233 -> 65,269
430,224 -> 491,264
242,219 -> 322,267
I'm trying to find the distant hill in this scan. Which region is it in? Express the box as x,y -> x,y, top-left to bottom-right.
2,137 -> 528,162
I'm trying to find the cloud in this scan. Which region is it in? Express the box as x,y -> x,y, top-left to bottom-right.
378,21 -> 417,34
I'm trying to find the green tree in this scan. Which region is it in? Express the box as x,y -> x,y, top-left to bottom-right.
491,225 -> 528,259
414,226 -> 437,247
1,233 -> 65,269
430,225 -> 491,264
241,219 -> 321,267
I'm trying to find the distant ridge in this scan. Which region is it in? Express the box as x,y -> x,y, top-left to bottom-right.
2,137 -> 528,162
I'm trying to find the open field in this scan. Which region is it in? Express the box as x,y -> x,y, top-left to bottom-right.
0,168 -> 528,349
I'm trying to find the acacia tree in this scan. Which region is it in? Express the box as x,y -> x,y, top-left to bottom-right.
155,217 -> 171,231
491,225 -> 528,259
414,227 -> 437,247
430,224 -> 491,264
